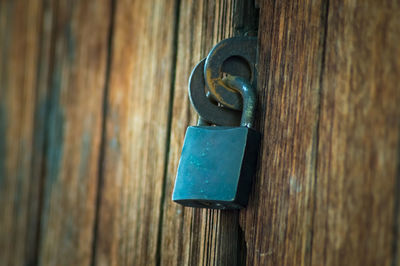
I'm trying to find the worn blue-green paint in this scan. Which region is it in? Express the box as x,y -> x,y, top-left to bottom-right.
0,0 -> 14,187
33,97 -> 48,153
40,63 -> 65,233
79,131 -> 91,179
108,109 -> 121,152
46,65 -> 65,186
65,20 -> 76,62
13,140 -> 27,217
109,137 -> 119,151
0,0 -> 14,86
65,215 -> 76,244
0,103 -> 7,186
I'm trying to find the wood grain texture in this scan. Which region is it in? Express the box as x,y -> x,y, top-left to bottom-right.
312,1 -> 400,265
93,0 -> 179,265
159,0 -> 254,265
1,0 -> 399,265
158,0 -> 203,264
240,0 -> 327,265
241,0 -> 400,265
37,0 -> 111,265
160,0 -> 252,265
0,0 -> 42,265
28,1 -> 56,265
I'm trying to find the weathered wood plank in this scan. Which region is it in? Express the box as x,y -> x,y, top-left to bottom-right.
93,0 -> 179,265
240,0 -> 328,265
160,0 -> 257,265
312,1 -> 400,265
2,1 -> 398,266
158,1 -> 203,265
27,0 -> 56,264
37,1 -> 111,265
0,0 -> 43,265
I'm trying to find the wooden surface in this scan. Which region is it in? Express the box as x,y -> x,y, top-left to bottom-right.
0,0 -> 399,265
0,1 -> 42,265
37,1 -> 111,265
94,0 -> 179,265
159,1 -> 244,265
1,0 -> 111,265
241,0 -> 327,265
241,0 -> 400,265
312,1 -> 400,265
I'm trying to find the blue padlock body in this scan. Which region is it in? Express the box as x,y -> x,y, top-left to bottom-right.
172,126 -> 260,209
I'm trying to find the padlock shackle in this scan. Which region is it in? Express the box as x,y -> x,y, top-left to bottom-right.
223,75 -> 257,128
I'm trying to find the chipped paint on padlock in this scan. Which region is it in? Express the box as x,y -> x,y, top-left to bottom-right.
172,75 -> 261,209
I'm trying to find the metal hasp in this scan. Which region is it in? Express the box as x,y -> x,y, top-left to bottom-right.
188,59 -> 241,126
204,36 -> 257,111
172,38 -> 261,209
188,36 -> 257,126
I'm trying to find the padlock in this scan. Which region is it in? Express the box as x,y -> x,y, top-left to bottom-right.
172,74 -> 261,209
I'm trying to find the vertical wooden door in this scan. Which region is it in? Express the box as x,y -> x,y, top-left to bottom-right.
0,0 -> 399,265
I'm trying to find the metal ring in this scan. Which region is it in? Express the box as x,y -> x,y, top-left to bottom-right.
204,36 -> 257,110
189,59 -> 241,126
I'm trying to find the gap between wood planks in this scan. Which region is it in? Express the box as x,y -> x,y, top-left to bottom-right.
155,0 -> 183,264
90,0 -> 117,265
309,0 -> 330,265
